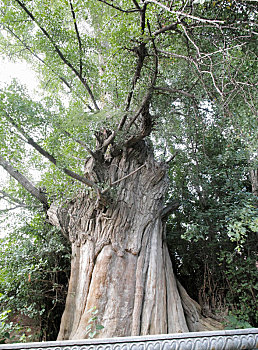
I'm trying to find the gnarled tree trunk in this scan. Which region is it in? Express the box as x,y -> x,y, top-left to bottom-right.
48,140 -> 222,340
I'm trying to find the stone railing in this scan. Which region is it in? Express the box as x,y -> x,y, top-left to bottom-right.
1,328 -> 257,350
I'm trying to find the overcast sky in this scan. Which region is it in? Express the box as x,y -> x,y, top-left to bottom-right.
0,58 -> 39,237
0,57 -> 38,90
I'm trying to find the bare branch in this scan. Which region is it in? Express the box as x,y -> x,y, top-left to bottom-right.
201,56 -> 223,98
157,49 -> 223,100
179,21 -> 202,59
96,0 -> 140,13
154,86 -> 195,98
153,22 -> 178,36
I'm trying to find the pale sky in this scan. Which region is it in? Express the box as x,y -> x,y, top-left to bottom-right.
0,58 -> 39,237
0,57 -> 38,91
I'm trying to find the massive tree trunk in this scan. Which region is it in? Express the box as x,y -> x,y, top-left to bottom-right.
48,140 -> 222,340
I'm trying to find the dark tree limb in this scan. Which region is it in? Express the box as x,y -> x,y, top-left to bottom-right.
125,20 -> 158,146
68,0 -> 83,76
96,0 -> 140,13
154,86 -> 195,98
0,155 -> 48,207
132,0 -> 147,33
123,1 -> 148,111
153,22 -> 178,36
125,42 -> 148,111
166,151 -> 179,163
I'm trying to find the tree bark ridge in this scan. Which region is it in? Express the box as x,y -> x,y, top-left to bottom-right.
48,141 -> 222,340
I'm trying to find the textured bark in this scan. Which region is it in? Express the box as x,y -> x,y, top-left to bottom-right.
48,141 -> 221,340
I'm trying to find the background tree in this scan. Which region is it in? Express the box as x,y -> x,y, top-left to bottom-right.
165,114 -> 257,327
0,0 -> 257,340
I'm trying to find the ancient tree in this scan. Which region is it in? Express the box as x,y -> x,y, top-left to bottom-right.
0,0 -> 256,340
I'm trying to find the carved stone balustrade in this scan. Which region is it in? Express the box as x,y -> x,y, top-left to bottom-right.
1,328 -> 257,350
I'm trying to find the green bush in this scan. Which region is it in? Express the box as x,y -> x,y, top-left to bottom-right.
0,214 -> 70,341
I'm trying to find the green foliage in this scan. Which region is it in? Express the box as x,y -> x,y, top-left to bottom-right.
0,309 -> 19,344
224,314 -> 253,330
166,114 -> 257,326
0,215 -> 70,341
85,307 -> 104,339
0,308 -> 34,344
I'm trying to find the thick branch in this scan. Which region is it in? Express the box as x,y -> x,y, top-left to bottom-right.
0,155 -> 48,207
131,0 -> 147,33
153,22 -> 178,36
161,200 -> 180,220
125,20 -> 158,142
97,113 -> 128,151
125,89 -> 153,132
125,43 -> 148,111
154,86 -> 195,98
